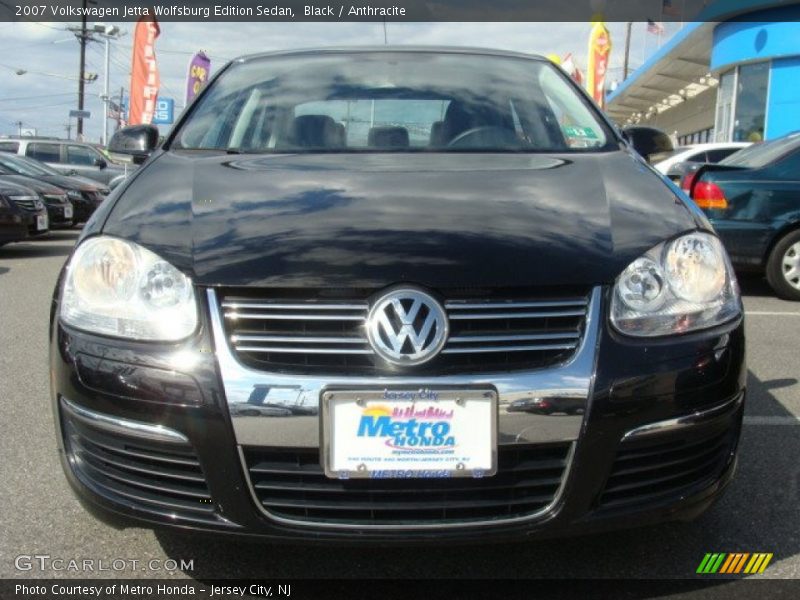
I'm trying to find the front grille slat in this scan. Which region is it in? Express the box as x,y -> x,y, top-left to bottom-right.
599,428 -> 736,508
62,406 -> 217,523
72,436 -> 207,483
221,289 -> 590,374
244,444 -> 571,526
447,310 -> 586,320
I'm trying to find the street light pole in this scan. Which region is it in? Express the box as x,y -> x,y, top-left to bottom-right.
103,35 -> 110,144
92,24 -> 123,146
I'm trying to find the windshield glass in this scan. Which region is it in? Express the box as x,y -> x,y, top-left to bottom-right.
720,133 -> 800,168
172,52 -> 612,153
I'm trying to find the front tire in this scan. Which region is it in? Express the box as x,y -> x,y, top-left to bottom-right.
766,229 -> 800,301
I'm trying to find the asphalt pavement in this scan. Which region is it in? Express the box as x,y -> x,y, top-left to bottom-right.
1,230 -> 799,587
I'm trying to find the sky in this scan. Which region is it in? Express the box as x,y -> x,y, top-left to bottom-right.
0,20 -> 683,141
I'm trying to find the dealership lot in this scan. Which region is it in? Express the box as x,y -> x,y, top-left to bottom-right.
1,230 -> 798,582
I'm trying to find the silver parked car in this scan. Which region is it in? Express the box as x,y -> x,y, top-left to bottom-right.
0,137 -> 127,186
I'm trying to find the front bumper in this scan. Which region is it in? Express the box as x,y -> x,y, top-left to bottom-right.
45,203 -> 74,228
50,286 -> 746,543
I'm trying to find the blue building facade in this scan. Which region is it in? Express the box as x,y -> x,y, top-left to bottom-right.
711,7 -> 800,141
606,3 -> 800,144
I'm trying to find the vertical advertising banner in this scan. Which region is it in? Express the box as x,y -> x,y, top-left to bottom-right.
128,15 -> 160,125
586,20 -> 611,108
186,51 -> 211,105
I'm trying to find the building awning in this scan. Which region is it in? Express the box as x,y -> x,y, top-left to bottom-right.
606,22 -> 717,126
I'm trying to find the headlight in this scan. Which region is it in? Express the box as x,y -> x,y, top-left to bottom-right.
66,189 -> 82,200
61,236 -> 197,341
610,231 -> 741,337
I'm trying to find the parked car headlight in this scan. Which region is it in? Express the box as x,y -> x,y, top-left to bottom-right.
611,231 -> 741,337
61,236 -> 197,341
66,189 -> 82,201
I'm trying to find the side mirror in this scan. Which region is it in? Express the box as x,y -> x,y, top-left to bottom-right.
108,124 -> 159,165
621,126 -> 673,163
94,157 -> 107,169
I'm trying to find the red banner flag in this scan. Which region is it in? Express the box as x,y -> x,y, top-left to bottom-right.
586,20 -> 612,108
128,15 -> 160,125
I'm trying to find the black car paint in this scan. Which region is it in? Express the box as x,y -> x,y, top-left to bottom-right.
0,156 -> 106,224
0,173 -> 73,228
51,48 -> 745,542
98,150 -> 707,289
0,180 -> 48,243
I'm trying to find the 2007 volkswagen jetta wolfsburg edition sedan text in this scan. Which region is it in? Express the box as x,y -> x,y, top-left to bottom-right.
50,48 -> 746,543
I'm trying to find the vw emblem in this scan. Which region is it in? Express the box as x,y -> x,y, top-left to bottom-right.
366,289 -> 448,367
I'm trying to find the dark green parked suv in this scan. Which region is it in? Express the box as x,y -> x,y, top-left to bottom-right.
687,132 -> 800,301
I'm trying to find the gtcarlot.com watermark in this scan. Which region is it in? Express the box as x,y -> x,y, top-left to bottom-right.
14,554 -> 194,573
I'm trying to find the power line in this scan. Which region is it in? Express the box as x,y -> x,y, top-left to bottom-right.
0,92 -> 76,102
4,99 -> 77,111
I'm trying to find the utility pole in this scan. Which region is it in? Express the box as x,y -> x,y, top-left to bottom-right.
76,0 -> 88,139
65,121 -> 72,140
623,21 -> 633,80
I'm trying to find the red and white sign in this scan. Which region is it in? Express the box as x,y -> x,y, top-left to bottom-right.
128,16 -> 160,125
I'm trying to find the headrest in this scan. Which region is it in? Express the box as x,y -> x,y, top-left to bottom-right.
367,126 -> 410,148
288,115 -> 342,148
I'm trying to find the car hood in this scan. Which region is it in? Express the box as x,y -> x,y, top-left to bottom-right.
37,173 -> 101,192
101,150 -> 706,288
0,174 -> 63,195
0,178 -> 37,197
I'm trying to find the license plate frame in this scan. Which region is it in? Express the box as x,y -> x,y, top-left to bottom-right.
64,205 -> 73,219
36,213 -> 48,231
321,388 -> 497,480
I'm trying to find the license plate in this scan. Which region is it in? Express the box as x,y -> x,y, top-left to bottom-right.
322,388 -> 497,479
36,214 -> 48,230
64,205 -> 73,219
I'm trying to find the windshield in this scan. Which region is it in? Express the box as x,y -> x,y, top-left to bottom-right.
720,133 -> 800,168
0,153 -> 54,177
172,52 -> 612,153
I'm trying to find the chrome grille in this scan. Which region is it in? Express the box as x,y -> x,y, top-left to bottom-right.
43,193 -> 69,205
8,196 -> 39,211
220,290 -> 590,374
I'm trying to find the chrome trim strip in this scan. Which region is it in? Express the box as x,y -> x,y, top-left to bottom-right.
236,346 -> 374,355
232,335 -> 366,344
226,312 -> 365,321
60,397 -> 189,444
621,393 -> 745,441
222,302 -> 368,311
445,299 -> 588,309
448,332 -> 580,343
442,343 -> 577,354
238,442 -> 577,531
208,286 -> 602,448
448,310 -> 586,320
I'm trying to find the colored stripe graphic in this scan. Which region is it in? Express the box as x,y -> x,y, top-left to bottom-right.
698,553 -> 773,574
744,553 -> 773,574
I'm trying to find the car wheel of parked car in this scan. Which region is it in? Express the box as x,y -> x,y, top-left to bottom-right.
767,229 -> 800,301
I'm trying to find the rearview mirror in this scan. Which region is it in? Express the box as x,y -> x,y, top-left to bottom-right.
108,124 -> 159,165
94,157 -> 107,169
621,126 -> 673,163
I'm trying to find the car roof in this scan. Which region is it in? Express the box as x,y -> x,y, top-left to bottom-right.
680,142 -> 750,150
235,45 -> 549,64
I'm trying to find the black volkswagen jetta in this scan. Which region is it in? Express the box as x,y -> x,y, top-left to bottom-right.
50,48 -> 745,542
